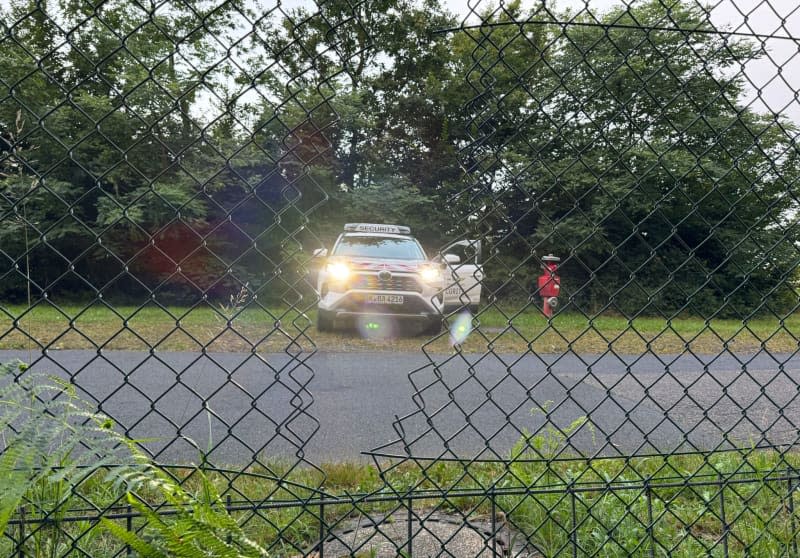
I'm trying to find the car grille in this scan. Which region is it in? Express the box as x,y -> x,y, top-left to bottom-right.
351,274 -> 422,293
338,295 -> 432,314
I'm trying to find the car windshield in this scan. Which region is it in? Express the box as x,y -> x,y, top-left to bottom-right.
333,236 -> 425,260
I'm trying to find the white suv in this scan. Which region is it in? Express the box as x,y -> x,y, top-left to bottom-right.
314,223 -> 447,333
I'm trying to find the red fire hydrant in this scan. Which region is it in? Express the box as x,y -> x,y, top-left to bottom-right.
537,254 -> 561,318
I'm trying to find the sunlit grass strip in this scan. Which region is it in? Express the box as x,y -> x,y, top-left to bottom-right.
2,302 -> 800,354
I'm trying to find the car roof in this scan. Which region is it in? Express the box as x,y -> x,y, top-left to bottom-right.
339,232 -> 416,240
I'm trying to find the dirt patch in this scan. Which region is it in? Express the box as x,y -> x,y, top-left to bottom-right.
310,511 -> 539,558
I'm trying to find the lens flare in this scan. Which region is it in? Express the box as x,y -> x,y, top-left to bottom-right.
356,316 -> 395,339
450,311 -> 473,344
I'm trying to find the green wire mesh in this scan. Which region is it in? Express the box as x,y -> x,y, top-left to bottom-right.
3,0 -> 800,556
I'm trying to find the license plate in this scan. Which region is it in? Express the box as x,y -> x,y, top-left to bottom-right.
445,287 -> 461,296
366,294 -> 404,305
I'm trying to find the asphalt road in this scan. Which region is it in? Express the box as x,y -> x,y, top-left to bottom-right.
3,348 -> 800,464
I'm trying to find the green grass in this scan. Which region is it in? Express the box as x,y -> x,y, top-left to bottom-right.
2,301 -> 800,354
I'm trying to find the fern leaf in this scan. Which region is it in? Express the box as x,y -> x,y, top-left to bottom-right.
100,517 -> 168,558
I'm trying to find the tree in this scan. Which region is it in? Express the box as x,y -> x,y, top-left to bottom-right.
0,2 -> 95,300
468,1 -> 800,316
0,0 -> 247,301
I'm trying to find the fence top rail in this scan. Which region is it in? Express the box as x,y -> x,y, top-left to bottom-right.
8,467 -> 800,527
434,18 -> 800,42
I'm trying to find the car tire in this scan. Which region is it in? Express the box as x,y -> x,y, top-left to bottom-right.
317,310 -> 335,332
422,317 -> 444,336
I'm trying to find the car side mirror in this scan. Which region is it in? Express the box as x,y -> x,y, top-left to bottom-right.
444,253 -> 461,264
312,248 -> 328,258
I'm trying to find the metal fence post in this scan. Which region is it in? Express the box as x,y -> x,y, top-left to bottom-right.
318,497 -> 325,558
407,496 -> 413,557
570,487 -> 577,558
789,471 -> 798,558
491,485 -> 497,557
226,495 -> 232,546
126,504 -> 132,558
719,474 -> 729,558
18,505 -> 25,558
646,482 -> 655,558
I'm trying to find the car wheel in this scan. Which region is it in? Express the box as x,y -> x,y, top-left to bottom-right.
422,317 -> 443,336
317,310 -> 335,332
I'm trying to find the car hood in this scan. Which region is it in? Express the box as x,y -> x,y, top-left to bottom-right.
328,256 -> 428,272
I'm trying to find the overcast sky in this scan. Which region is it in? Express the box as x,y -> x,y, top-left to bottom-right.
441,0 -> 800,123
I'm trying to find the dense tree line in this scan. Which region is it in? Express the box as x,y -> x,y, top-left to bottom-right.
1,0 -> 798,317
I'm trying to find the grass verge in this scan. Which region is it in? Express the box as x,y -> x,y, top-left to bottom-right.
2,301 -> 800,354
6,450 -> 800,557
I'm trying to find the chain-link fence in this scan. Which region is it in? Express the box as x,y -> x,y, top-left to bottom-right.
2,0 -> 800,556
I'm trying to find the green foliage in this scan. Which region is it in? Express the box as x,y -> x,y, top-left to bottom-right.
102,466 -> 270,558
500,419 -> 800,557
0,359 -> 139,552
483,1 -> 800,318
501,408 -> 595,556
315,180 -> 448,248
0,360 -> 269,557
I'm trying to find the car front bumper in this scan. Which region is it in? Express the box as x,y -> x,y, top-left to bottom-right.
319,289 -> 443,319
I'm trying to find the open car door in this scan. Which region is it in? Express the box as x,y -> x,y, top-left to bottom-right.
440,239 -> 483,311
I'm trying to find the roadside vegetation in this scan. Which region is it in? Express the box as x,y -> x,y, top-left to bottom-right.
2,302 -> 799,355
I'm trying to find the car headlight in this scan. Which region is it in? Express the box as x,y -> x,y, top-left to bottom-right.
327,262 -> 350,281
419,265 -> 441,283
